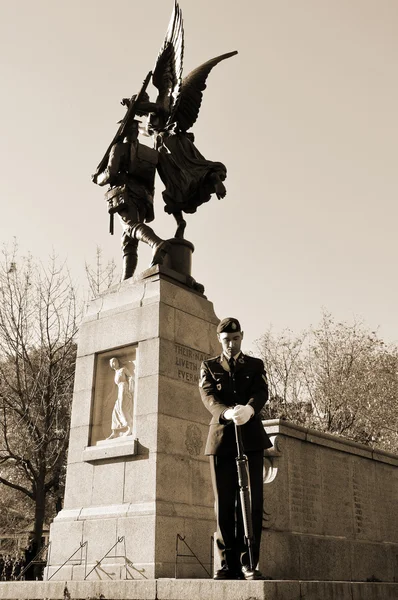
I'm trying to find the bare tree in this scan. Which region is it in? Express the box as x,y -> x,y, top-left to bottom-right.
255,312 -> 398,452
85,246 -> 118,298
254,327 -> 310,423
0,243 -> 79,551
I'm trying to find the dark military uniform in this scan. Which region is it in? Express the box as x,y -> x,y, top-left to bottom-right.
199,352 -> 272,575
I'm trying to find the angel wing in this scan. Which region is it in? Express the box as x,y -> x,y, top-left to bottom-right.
152,0 -> 184,126
170,51 -> 238,133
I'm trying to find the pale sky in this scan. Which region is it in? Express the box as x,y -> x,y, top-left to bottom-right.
0,0 -> 397,351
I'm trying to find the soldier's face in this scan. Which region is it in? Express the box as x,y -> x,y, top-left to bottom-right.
218,331 -> 244,358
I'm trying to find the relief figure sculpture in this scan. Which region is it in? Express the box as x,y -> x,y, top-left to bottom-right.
107,357 -> 135,439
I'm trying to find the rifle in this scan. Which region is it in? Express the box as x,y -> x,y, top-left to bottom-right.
92,70 -> 152,180
229,365 -> 255,572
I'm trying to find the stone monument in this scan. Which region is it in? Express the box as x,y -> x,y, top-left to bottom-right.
32,2 -> 398,598
46,1 -> 238,580
46,266 -> 221,580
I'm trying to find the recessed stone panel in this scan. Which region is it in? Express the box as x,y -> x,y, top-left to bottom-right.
90,346 -> 137,445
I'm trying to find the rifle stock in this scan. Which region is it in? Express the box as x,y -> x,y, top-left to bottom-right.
234,424 -> 255,571
93,71 -> 152,178
230,370 -> 255,571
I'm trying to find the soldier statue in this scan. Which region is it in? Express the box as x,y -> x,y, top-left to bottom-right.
92,99 -> 170,280
92,2 -> 237,280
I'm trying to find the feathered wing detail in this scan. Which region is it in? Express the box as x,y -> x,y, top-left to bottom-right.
152,0 -> 184,123
171,51 -> 238,132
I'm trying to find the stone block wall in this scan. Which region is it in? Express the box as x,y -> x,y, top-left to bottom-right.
260,420 -> 398,582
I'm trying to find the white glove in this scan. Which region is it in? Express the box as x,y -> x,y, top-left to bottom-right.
223,405 -> 254,425
233,404 -> 254,425
223,408 -> 235,421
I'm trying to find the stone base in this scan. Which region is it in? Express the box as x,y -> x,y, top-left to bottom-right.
0,579 -> 397,600
46,270 -> 220,580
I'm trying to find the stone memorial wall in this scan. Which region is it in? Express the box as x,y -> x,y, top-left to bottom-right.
260,420 -> 398,583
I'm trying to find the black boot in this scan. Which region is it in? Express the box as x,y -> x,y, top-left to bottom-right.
129,224 -> 170,268
121,253 -> 138,280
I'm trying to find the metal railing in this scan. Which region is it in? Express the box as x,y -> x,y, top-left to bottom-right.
175,533 -> 211,578
47,541 -> 88,581
84,536 -> 124,580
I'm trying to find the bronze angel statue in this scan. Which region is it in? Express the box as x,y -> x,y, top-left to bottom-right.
92,1 -> 237,279
147,1 -> 237,238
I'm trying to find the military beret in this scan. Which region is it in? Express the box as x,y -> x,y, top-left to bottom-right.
217,317 -> 242,334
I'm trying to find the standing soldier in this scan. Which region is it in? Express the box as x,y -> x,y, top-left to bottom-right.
199,317 -> 272,580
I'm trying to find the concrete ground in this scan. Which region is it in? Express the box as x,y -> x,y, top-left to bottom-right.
0,579 -> 397,600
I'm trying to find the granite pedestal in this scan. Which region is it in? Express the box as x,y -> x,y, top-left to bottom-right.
46,266 -> 220,580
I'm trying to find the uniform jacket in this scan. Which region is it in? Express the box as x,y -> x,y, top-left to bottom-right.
199,353 -> 272,455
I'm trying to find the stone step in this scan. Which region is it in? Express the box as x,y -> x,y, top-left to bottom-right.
0,579 -> 397,600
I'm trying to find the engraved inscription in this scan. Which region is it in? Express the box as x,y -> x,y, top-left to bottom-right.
174,344 -> 210,386
321,453 -> 352,537
352,460 -> 377,540
289,447 -> 322,534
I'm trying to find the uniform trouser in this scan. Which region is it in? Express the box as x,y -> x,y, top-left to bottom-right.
210,450 -> 264,571
119,202 -> 146,259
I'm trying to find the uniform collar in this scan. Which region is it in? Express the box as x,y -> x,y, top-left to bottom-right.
218,351 -> 246,372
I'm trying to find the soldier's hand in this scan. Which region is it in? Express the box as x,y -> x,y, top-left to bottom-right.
232,404 -> 254,425
223,408 -> 235,421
